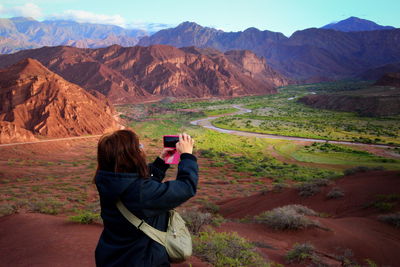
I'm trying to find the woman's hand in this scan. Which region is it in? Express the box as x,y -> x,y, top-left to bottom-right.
159,148 -> 176,160
176,133 -> 194,154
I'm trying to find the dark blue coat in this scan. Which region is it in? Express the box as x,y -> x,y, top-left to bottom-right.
95,153 -> 198,267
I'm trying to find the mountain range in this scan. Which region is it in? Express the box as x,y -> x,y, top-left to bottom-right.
138,22 -> 400,81
0,45 -> 289,103
0,17 -> 146,54
1,16 -> 399,82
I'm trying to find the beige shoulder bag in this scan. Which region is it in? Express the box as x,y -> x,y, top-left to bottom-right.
116,200 -> 192,263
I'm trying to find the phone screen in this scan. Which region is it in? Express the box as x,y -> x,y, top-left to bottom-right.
163,136 -> 179,148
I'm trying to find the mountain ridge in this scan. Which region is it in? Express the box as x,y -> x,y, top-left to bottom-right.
0,45 -> 289,103
321,16 -> 395,32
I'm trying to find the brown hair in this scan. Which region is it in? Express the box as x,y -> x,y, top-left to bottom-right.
96,129 -> 149,178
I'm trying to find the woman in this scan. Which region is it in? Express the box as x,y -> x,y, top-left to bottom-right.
94,129 -> 198,267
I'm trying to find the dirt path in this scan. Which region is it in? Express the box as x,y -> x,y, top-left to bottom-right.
190,105 -> 398,150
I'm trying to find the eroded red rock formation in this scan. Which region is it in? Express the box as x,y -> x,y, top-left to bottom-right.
0,58 -> 119,139
0,45 -> 290,103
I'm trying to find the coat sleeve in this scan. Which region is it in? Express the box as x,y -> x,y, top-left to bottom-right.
148,157 -> 170,182
122,153 -> 198,216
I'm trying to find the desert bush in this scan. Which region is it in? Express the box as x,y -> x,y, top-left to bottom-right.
69,211 -> 101,224
327,187 -> 345,199
255,205 -> 319,230
297,182 -> 321,197
285,242 -> 316,263
202,200 -> 220,214
194,230 -> 268,267
378,212 -> 400,228
28,198 -> 65,215
180,210 -> 213,235
334,248 -> 357,266
0,204 -> 17,217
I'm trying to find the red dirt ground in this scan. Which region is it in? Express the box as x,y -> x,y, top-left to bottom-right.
217,171 -> 400,266
219,171 -> 400,218
0,212 -> 209,267
1,138 -> 400,266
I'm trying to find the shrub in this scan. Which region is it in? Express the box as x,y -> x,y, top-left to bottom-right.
28,198 -> 65,215
327,187 -> 345,199
378,212 -> 400,228
255,205 -> 319,230
285,243 -> 316,263
180,210 -> 213,235
0,204 -> 17,217
202,200 -> 220,214
297,183 -> 320,197
69,211 -> 101,224
194,231 -> 268,267
334,248 -> 357,266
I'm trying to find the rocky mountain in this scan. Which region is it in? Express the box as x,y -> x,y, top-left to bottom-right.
138,20 -> 400,81
375,72 -> 400,88
0,45 -> 289,103
0,121 -> 37,143
0,17 -> 146,54
321,17 -> 395,32
0,58 -> 119,139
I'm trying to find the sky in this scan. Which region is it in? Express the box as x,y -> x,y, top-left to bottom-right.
0,0 -> 399,36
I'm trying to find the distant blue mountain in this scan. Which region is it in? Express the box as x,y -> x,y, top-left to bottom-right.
0,17 -> 148,53
321,16 -> 395,32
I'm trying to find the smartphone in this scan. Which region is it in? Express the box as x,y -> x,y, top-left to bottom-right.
163,135 -> 179,148
163,135 -> 180,164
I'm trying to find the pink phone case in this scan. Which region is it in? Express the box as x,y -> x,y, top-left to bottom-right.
163,135 -> 180,164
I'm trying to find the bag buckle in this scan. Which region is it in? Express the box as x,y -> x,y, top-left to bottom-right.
137,220 -> 144,229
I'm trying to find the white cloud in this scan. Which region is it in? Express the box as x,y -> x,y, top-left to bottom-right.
47,10 -> 126,27
126,22 -> 175,33
0,3 -> 42,18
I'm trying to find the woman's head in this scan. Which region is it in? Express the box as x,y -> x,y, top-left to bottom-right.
97,129 -> 149,177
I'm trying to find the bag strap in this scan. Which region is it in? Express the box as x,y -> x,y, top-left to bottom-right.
116,200 -> 167,247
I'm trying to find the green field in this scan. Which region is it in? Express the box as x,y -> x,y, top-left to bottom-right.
119,82 -> 400,184
211,83 -> 400,145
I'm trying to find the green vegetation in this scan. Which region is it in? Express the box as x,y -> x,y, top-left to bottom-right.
255,205 -> 320,230
0,203 -> 17,217
364,194 -> 400,212
285,243 -> 316,264
28,198 -> 66,215
69,211 -> 101,224
194,231 -> 269,267
211,83 -> 400,145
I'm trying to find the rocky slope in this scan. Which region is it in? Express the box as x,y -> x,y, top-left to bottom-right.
0,45 -> 289,103
0,121 -> 37,143
0,58 -> 119,139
